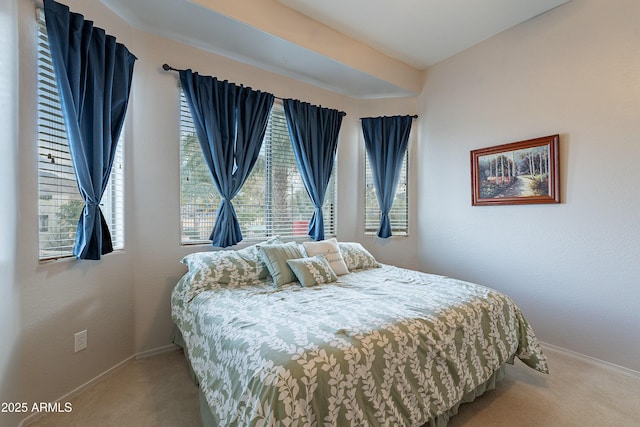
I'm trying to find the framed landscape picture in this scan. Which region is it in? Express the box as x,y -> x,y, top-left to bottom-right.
471,135 -> 560,206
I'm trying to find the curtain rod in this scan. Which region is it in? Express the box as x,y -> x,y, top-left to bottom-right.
162,63 -> 346,116
360,115 -> 418,120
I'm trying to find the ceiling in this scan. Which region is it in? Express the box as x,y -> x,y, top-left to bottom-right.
277,0 -> 570,70
100,0 -> 569,98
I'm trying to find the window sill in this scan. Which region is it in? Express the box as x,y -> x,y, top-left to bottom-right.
38,248 -> 125,264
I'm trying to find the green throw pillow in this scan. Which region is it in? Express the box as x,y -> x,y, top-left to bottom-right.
259,241 -> 305,287
287,254 -> 338,287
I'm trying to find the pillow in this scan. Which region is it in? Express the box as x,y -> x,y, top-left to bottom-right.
303,238 -> 349,275
259,241 -> 305,287
181,236 -> 281,281
180,250 -> 265,284
287,254 -> 338,287
180,236 -> 282,298
338,242 -> 380,271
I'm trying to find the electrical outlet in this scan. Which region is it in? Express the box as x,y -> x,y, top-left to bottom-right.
74,330 -> 87,352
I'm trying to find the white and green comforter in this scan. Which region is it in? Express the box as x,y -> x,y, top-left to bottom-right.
171,265 -> 548,426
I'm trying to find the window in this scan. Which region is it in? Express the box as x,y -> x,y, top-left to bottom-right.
364,150 -> 408,236
180,91 -> 337,244
38,215 -> 49,232
36,13 -> 124,260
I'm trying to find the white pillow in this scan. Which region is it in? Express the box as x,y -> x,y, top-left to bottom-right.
303,238 -> 349,275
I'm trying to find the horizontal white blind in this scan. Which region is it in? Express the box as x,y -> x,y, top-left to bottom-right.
364,150 -> 408,235
259,103 -> 336,240
37,14 -> 124,259
180,93 -> 336,243
179,90 -> 220,241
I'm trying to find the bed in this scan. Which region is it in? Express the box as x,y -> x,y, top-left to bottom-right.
171,239 -> 548,426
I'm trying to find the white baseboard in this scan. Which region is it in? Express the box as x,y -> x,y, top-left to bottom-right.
135,343 -> 181,359
541,341 -> 640,378
19,344 -> 182,427
19,354 -> 134,427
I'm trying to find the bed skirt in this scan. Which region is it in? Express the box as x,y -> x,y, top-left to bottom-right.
172,327 -> 199,386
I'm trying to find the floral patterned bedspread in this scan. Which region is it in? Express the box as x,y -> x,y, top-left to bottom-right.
171,265 -> 548,427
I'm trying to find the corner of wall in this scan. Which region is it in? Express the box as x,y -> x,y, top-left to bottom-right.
1,0 -> 22,425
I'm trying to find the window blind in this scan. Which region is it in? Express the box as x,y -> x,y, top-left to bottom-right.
179,90 -> 220,242
180,92 -> 336,243
36,13 -> 124,260
364,151 -> 408,236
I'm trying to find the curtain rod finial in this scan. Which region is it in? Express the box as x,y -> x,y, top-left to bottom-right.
162,63 -> 172,71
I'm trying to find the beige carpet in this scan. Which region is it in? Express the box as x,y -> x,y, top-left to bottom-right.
27,346 -> 640,427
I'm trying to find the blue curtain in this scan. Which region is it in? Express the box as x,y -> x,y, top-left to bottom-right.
179,70 -> 274,247
44,0 -> 136,260
283,99 -> 343,241
361,115 -> 414,238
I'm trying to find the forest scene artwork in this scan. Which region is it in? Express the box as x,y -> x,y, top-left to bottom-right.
471,135 -> 560,206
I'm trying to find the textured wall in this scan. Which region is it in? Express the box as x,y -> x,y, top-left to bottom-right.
418,0 -> 640,371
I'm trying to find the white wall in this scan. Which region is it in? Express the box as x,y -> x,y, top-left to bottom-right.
9,0 -> 417,417
418,0 -> 640,371
14,0 -> 137,415
1,0 -> 20,425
